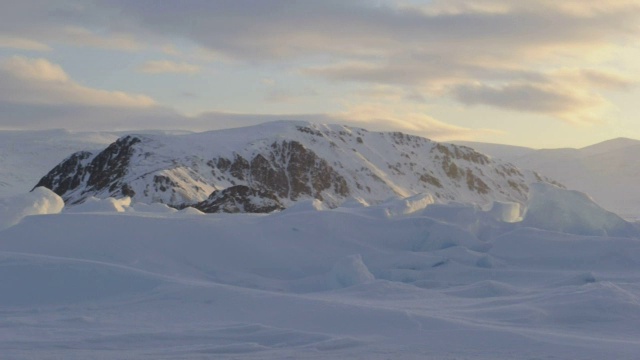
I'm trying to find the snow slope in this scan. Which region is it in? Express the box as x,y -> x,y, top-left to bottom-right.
456,138 -> 640,219
1,187 -> 640,359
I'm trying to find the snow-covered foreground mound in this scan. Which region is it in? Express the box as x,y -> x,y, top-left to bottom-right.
523,183 -> 636,237
1,194 -> 640,359
0,187 -> 64,230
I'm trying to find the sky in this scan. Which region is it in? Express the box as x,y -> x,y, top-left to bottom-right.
0,0 -> 639,148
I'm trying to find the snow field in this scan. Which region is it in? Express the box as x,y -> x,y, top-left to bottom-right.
2,185 -> 640,358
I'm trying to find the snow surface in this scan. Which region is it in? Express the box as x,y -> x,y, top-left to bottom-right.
0,187 -> 64,230
2,186 -> 640,359
64,196 -> 132,213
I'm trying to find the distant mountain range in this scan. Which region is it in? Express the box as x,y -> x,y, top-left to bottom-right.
3,122 -> 638,218
456,137 -> 640,219
34,121 -> 551,213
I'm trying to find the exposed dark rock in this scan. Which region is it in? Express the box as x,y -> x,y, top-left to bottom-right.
229,155 -> 250,180
85,136 -> 140,191
296,126 -> 323,137
34,151 -> 94,197
225,140 -> 350,201
34,135 -> 142,202
194,185 -> 284,213
465,169 -> 490,194
419,173 -> 443,188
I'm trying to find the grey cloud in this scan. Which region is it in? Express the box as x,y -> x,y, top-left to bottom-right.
5,1 -> 637,60
454,83 -> 578,113
0,101 -> 182,131
452,82 -> 605,124
89,0 -> 640,61
0,100 -> 332,132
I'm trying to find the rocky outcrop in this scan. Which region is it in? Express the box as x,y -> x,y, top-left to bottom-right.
193,185 -> 284,213
218,141 -> 349,201
34,151 -> 94,198
34,136 -> 141,203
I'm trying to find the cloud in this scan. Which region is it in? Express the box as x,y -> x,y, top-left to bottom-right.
331,102 -> 500,141
0,56 -> 156,110
88,1 -> 640,62
0,35 -> 50,51
60,26 -> 141,51
0,56 -> 494,141
264,88 -> 318,104
452,82 -> 608,125
551,68 -> 636,90
449,67 -> 636,124
138,60 -> 200,74
1,0 -> 638,128
192,108 -> 496,142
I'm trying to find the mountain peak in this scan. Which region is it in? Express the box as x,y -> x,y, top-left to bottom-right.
579,137 -> 640,155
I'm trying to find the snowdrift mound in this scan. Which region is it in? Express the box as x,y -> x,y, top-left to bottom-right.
129,202 -> 177,214
176,206 -> 205,215
65,196 -> 131,213
487,201 -> 521,223
279,199 -> 327,214
522,183 -> 636,237
0,187 -> 64,230
380,193 -> 435,217
328,254 -> 375,289
338,197 -> 369,208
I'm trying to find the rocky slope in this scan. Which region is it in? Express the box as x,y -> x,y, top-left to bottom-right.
35,121 -> 556,213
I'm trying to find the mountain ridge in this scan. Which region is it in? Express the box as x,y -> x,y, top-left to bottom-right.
35,121 -> 557,213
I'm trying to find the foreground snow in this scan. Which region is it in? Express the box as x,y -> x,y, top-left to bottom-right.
1,187 -> 640,359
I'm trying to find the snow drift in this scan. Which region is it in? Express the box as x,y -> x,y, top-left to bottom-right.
522,183 -> 636,237
1,193 -> 640,359
0,187 -> 64,230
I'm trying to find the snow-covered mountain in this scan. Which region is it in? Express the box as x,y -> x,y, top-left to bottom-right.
35,121 -> 555,212
457,137 -> 640,219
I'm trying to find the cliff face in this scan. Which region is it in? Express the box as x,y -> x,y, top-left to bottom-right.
35,121 -> 554,212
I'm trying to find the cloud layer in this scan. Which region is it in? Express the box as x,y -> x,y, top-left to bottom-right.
139,60 -> 200,74
0,0 -> 638,132
0,57 -> 156,108
0,56 -> 482,140
95,0 -> 639,124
